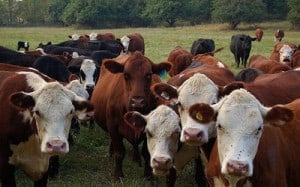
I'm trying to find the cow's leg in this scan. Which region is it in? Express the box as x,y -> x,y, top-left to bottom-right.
110,131 -> 125,181
166,167 -> 177,187
34,172 -> 48,187
48,156 -> 59,179
195,156 -> 208,187
141,138 -> 153,181
235,55 -> 240,68
1,164 -> 16,187
132,142 -> 142,166
109,140 -> 114,157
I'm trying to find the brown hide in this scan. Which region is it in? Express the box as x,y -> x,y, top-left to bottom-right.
167,46 -> 193,77
127,33 -> 145,54
249,54 -> 291,73
255,28 -> 263,42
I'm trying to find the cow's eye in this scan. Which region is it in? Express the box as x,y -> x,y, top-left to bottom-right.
124,73 -> 130,80
145,73 -> 152,81
34,110 -> 41,117
146,129 -> 153,138
217,123 -> 223,130
255,126 -> 262,135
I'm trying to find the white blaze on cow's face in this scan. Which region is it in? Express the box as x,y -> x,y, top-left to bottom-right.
177,73 -> 218,146
89,32 -> 98,40
212,89 -> 269,182
80,59 -> 98,95
120,35 -> 130,53
279,44 -> 294,65
70,34 -> 80,40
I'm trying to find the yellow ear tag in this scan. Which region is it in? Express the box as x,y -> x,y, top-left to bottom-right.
196,112 -> 203,121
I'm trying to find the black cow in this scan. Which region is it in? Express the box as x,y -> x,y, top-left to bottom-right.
235,67 -> 264,82
17,41 -> 30,51
190,38 -> 215,55
230,34 -> 256,68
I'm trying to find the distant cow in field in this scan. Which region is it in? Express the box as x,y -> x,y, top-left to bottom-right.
0,70 -> 93,186
255,28 -> 263,42
120,33 -> 145,55
68,34 -> 90,41
190,38 -> 215,55
230,34 -> 256,68
17,41 -> 30,51
90,51 -> 171,181
274,29 -> 284,42
89,32 -> 115,41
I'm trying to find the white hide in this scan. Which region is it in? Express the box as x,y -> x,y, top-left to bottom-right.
70,34 -> 80,40
89,32 -> 98,40
211,89 -> 270,185
65,79 -> 89,99
120,35 -> 130,53
177,73 -> 219,145
80,59 -> 97,89
136,105 -> 181,175
279,44 -> 294,64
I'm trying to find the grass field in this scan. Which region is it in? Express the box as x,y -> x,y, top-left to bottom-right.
1,21 -> 300,186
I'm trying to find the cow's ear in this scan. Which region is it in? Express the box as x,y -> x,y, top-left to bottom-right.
152,62 -> 172,75
264,106 -> 293,126
219,82 -> 244,98
73,100 -> 94,121
10,92 -> 35,110
151,83 -> 178,101
124,111 -> 146,139
104,60 -> 124,73
189,103 -> 215,123
68,66 -> 80,73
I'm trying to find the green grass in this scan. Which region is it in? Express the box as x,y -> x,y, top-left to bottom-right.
2,21 -> 300,186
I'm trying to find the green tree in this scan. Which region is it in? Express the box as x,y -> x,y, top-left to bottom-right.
212,0 -> 266,29
142,0 -> 184,27
287,0 -> 300,29
183,0 -> 212,25
47,0 -> 70,25
263,0 -> 288,20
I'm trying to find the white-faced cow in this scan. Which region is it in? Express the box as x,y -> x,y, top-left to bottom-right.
274,29 -> 284,42
0,71 -> 93,186
269,42 -> 297,65
120,33 -> 145,55
190,89 -> 300,187
230,34 -> 256,68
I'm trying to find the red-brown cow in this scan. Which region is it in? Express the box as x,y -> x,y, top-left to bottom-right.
192,53 -> 228,68
190,89 -> 300,187
248,54 -> 291,73
255,28 -> 263,42
270,42 -> 297,65
274,29 -> 284,42
90,51 -> 171,181
167,46 -> 193,77
222,70 -> 300,107
120,33 -> 145,55
89,32 -> 115,41
292,50 -> 300,68
0,71 -> 93,186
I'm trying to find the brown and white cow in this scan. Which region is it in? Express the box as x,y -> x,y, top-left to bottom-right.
270,42 -> 297,65
124,105 -> 181,176
274,29 -> 284,42
189,89 -> 300,187
255,28 -> 263,42
0,71 -> 93,186
120,33 -> 145,55
89,32 -> 115,41
90,51 -> 171,181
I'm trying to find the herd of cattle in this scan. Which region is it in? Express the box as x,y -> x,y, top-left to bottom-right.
0,28 -> 300,187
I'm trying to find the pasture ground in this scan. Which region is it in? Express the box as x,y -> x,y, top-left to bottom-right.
1,21 -> 299,186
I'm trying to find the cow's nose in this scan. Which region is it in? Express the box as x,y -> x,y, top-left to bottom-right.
226,160 -> 249,176
129,96 -> 145,108
183,128 -> 204,145
153,157 -> 172,168
46,140 -> 68,154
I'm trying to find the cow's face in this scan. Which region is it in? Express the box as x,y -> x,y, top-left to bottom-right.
120,35 -> 130,53
279,44 -> 294,65
10,77 -> 93,155
80,59 -> 99,97
177,73 -> 218,146
211,89 -> 292,181
104,51 -> 171,113
240,36 -> 255,50
124,105 -> 181,176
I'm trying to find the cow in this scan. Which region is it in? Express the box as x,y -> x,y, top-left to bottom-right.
0,70 -> 93,186
189,89 -> 300,187
120,33 -> 145,55
255,28 -> 263,42
90,51 -> 171,181
190,38 -> 215,55
230,34 -> 256,68
89,32 -> 115,41
167,46 -> 193,77
292,50 -> 300,68
0,45 -> 37,67
17,41 -> 30,51
269,42 -> 297,65
248,54 -> 292,73
222,70 -> 300,107
274,29 -> 284,42
235,68 -> 264,82
68,34 -> 90,41
192,53 -> 228,68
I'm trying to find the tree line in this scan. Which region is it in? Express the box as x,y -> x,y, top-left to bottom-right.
1,0 -> 299,29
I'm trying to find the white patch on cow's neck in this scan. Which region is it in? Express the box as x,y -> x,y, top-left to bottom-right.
17,71 -> 47,91
9,135 -> 50,181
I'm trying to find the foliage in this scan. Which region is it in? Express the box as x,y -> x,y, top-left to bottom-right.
182,0 -> 212,25
287,0 -> 300,29
47,0 -> 70,25
263,0 -> 288,20
212,0 -> 266,29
